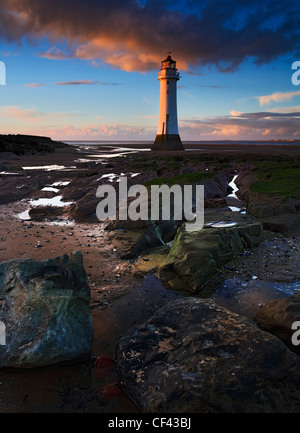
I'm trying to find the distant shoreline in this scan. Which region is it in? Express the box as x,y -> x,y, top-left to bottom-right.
64,139 -> 300,145
62,139 -> 300,155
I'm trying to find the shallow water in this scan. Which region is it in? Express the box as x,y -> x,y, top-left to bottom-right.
22,165 -> 73,171
29,196 -> 73,208
211,277 -> 300,319
41,187 -> 60,193
18,181 -> 73,221
227,173 -> 245,212
210,221 -> 238,228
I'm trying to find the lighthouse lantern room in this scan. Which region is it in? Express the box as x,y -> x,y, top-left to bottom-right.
152,54 -> 184,151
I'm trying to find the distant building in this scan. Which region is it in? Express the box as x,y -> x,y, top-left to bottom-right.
152,54 -> 184,151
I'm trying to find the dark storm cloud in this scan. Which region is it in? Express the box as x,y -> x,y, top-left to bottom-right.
0,0 -> 299,72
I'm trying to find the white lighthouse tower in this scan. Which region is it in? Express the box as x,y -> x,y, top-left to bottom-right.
152,54 -> 184,151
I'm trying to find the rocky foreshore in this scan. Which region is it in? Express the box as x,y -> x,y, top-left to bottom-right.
0,142 -> 299,412
0,134 -> 68,155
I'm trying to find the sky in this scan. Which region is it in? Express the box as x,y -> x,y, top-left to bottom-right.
0,0 -> 300,142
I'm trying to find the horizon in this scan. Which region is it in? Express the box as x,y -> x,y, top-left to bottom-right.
0,1 -> 300,141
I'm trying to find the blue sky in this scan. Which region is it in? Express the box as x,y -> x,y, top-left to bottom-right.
0,0 -> 300,141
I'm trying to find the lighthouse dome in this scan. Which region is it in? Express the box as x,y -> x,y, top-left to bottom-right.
161,54 -> 177,70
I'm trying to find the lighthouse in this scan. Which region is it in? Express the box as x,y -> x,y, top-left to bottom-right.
152,54 -> 184,151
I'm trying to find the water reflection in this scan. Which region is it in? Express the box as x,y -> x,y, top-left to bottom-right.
211,277 -> 300,319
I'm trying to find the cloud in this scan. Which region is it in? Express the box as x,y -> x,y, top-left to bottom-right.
39,47 -> 68,60
25,83 -> 45,88
257,91 -> 300,106
0,0 -> 299,72
179,110 -> 300,140
1,105 -> 299,140
0,105 -> 46,121
269,105 -> 300,113
47,123 -> 153,140
25,80 -> 122,87
0,105 -> 79,122
54,80 -> 95,86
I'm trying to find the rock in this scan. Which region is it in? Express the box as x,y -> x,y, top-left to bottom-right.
246,192 -> 300,233
253,293 -> 300,355
106,194 -> 184,258
157,218 -> 263,295
0,134 -> 68,155
29,205 -> 67,221
72,190 -> 99,222
0,252 -> 93,368
202,179 -> 224,199
116,298 -> 300,413
0,176 -> 47,205
180,165 -> 194,174
234,171 -> 257,202
258,214 -> 300,233
205,198 -> 228,209
247,199 -> 278,218
156,166 -> 174,177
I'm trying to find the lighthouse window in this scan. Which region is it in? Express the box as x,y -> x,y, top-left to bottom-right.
167,81 -> 169,84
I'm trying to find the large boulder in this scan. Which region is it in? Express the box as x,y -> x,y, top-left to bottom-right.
0,252 -> 93,368
157,218 -> 263,296
253,293 -> 300,355
116,298 -> 300,413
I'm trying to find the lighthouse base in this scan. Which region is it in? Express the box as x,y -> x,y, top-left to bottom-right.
152,134 -> 185,151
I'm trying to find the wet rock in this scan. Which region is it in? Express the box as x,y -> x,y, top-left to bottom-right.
247,198 -> 278,218
244,189 -> 300,233
72,190 -> 99,222
205,198 -> 228,209
258,214 -> 300,233
0,252 -> 93,368
29,206 -> 67,220
116,298 -> 300,413
202,179 -> 224,199
0,176 -> 47,205
253,293 -> 300,355
234,171 -> 257,202
157,218 -> 263,296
